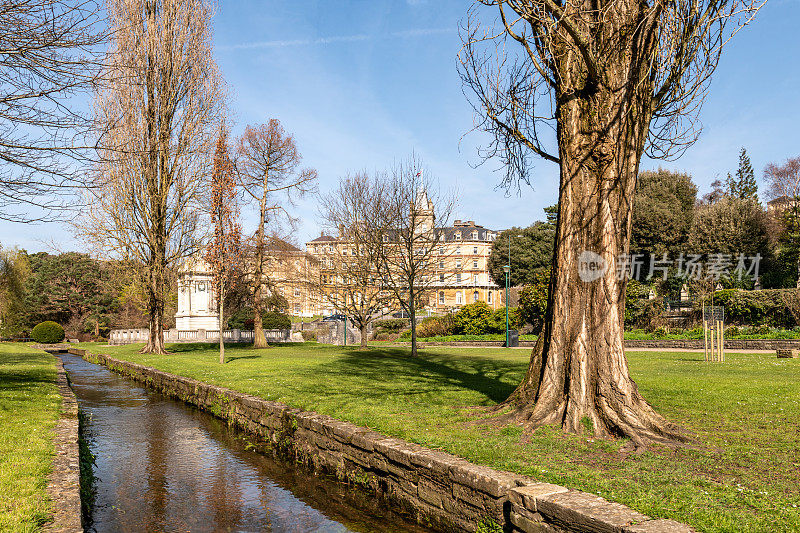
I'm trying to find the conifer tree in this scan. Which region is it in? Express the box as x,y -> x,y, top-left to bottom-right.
736,147 -> 758,200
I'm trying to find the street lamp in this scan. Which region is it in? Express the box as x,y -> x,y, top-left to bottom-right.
503,264 -> 511,347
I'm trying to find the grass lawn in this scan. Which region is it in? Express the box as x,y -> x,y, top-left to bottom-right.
0,344 -> 60,533
79,341 -> 800,532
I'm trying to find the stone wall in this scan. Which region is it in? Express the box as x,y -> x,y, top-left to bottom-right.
69,348 -> 694,533
44,357 -> 83,533
398,339 -> 800,351
624,339 -> 800,350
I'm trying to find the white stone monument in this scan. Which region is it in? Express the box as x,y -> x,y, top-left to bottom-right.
175,258 -> 219,331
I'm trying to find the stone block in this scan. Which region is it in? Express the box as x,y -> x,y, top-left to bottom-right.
350,430 -> 383,451
417,478 -> 445,508
508,483 -> 569,511
374,437 -> 415,467
452,482 -> 488,510
449,462 -> 519,498
777,349 -> 799,359
327,420 -> 362,443
510,509 -> 563,533
342,445 -> 372,468
537,491 -> 650,533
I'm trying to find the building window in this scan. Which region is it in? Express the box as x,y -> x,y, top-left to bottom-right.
473,260 -> 478,269
456,259 -> 461,269
439,291 -> 445,304
456,273 -> 462,283
455,247 -> 461,255
294,288 -> 301,297
454,232 -> 461,240
472,231 -> 478,240
473,246 -> 478,254
439,273 -> 445,282
456,291 -> 463,304
475,274 -> 480,284
294,304 -> 301,313
473,290 -> 479,302
487,291 -> 492,304
439,261 -> 444,269
438,247 -> 444,255
383,235 -> 389,242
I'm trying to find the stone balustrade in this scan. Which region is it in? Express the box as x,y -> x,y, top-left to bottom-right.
108,328 -> 287,345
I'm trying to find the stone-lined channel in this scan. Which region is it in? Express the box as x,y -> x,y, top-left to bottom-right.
58,351 -> 431,532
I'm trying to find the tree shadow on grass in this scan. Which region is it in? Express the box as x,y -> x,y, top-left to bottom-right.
0,355 -> 55,394
225,354 -> 262,363
316,347 -> 524,405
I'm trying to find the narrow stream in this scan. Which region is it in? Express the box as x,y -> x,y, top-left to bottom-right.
58,352 -> 431,533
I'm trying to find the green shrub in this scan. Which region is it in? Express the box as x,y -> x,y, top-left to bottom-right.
454,302 -> 494,335
31,321 -> 65,344
226,308 -> 255,329
696,288 -> 799,328
373,318 -> 408,333
300,331 -> 317,342
261,311 -> 291,330
488,307 -> 521,333
417,314 -> 455,338
624,281 -> 666,330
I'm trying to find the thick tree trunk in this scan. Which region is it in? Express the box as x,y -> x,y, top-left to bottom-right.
253,308 -> 267,348
142,267 -> 166,354
495,35 -> 687,447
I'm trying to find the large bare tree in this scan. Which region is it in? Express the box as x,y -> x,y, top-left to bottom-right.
460,0 -> 764,446
378,158 -> 457,357
236,120 -> 317,348
83,0 -> 223,354
318,173 -> 392,349
0,0 -> 104,222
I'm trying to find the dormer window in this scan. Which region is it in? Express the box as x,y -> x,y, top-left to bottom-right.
454,232 -> 461,240
472,231 -> 478,240
382,235 -> 389,242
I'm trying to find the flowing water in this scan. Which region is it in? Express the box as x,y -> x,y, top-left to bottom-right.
58,352 -> 431,533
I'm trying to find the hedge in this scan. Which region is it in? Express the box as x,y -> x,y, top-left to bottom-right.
372,319 -> 409,333
696,288 -> 800,328
31,321 -> 65,344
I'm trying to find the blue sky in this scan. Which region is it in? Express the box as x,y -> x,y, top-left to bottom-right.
3,0 -> 799,252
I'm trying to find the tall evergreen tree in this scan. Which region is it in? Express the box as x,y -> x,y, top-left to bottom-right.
728,147 -> 758,200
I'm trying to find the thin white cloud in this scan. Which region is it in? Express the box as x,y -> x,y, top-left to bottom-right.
220,27 -> 454,51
